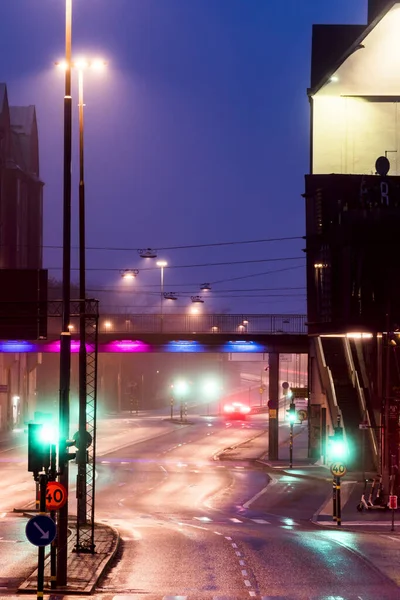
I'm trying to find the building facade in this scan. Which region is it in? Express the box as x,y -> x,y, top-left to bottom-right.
0,84 -> 45,431
305,1 -> 400,483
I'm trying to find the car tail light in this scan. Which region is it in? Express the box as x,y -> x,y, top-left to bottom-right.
240,405 -> 251,414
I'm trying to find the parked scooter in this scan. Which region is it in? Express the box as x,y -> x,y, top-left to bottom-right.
356,475 -> 389,512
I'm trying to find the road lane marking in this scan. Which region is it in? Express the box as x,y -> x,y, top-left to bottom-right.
194,516 -> 212,522
230,518 -> 242,523
239,560 -> 245,566
244,579 -> 251,587
243,484 -> 269,509
249,592 -> 256,597
159,465 -> 167,473
225,536 -> 232,540
231,543 -> 238,548
241,569 -> 248,576
214,531 -> 223,535
251,518 -> 270,524
236,551 -> 241,556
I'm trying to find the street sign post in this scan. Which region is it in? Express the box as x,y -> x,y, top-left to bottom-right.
330,462 -> 346,527
26,514 -> 57,547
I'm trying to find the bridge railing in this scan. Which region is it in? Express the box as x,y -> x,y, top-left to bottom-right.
88,314 -> 308,335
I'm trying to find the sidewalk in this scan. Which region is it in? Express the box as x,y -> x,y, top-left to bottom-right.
256,424 -> 400,532
19,518 -> 119,594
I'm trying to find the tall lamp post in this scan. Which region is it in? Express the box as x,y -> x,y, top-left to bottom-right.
58,0 -> 72,586
157,260 -> 167,331
76,58 -> 106,532
57,57 -> 107,534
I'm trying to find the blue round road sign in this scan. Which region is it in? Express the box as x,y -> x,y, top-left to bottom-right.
26,515 -> 56,547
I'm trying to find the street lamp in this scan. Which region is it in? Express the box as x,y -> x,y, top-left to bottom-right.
58,0 -> 72,586
200,283 -> 211,291
121,269 -> 139,280
157,260 -> 167,329
138,248 -> 158,258
56,55 -> 107,549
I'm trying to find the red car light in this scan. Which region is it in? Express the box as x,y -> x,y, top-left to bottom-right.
240,405 -> 251,414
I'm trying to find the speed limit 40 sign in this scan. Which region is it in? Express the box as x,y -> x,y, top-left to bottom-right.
45,481 -> 67,511
330,463 -> 347,478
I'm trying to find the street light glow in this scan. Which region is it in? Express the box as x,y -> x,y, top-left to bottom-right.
174,380 -> 189,396
56,58 -> 108,71
121,269 -> 139,280
157,260 -> 167,268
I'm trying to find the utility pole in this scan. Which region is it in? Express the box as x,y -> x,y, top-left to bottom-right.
57,0 -> 72,586
77,64 -> 87,529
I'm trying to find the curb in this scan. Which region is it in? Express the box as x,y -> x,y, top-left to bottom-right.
18,521 -> 120,595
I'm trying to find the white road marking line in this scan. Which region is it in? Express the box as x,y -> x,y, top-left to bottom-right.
177,522 -> 208,531
214,531 -> 223,535
236,551 -> 241,556
244,579 -> 251,587
159,466 -> 167,473
241,569 -> 248,576
194,516 -> 212,522
239,560 -> 245,566
388,536 -> 400,542
231,543 -> 238,548
243,484 -> 269,509
225,536 -> 232,540
230,518 -> 242,523
252,518 -> 270,524
249,591 -> 256,597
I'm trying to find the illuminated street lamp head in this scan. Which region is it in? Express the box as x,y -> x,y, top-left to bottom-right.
164,292 -> 178,300
138,248 -> 157,259
56,58 -> 108,71
200,283 -> 211,291
121,269 -> 139,280
157,260 -> 167,268
191,295 -> 204,303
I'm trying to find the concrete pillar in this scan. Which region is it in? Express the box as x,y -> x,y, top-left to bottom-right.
268,352 -> 279,460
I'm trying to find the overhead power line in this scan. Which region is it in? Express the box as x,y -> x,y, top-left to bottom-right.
47,255 -> 305,272
43,234 -> 303,253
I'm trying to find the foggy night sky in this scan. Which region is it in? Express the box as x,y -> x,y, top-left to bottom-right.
0,0 -> 368,315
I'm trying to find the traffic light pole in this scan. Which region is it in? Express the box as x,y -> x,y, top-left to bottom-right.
289,423 -> 293,469
37,472 -> 48,600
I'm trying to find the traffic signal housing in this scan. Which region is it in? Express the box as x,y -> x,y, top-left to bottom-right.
28,423 -> 51,475
328,426 -> 347,461
286,402 -> 296,424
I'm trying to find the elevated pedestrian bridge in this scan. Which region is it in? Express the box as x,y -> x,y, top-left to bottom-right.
0,313 -> 308,354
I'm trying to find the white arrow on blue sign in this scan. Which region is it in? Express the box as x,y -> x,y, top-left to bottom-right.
25,515 -> 56,547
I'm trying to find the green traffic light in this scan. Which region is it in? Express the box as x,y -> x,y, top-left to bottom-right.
330,439 -> 347,459
39,423 -> 58,444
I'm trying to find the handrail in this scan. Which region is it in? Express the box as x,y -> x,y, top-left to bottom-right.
343,337 -> 356,387
47,313 -> 308,336
344,337 -> 378,466
315,337 -> 339,428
